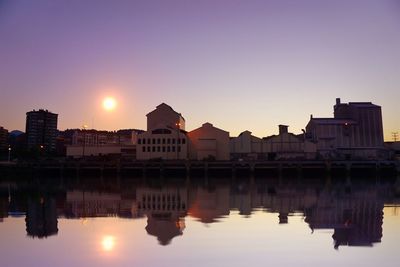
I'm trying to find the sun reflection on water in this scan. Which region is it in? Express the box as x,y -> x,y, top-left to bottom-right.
101,235 -> 116,252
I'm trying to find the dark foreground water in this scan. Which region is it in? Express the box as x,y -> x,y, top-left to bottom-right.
1,175 -> 400,267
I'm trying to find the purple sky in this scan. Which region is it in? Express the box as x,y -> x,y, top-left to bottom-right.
0,0 -> 399,140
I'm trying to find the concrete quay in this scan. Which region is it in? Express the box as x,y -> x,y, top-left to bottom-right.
2,159 -> 398,178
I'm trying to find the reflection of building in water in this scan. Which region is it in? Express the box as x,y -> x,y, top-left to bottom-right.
188,186 -> 230,223
187,182 -> 384,249
137,187 -> 187,245
146,215 -> 186,246
26,197 -> 58,238
231,184 -> 318,223
305,189 -> 383,248
0,196 -> 8,222
65,191 -> 124,218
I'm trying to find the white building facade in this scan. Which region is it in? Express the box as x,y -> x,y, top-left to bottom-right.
137,103 -> 188,160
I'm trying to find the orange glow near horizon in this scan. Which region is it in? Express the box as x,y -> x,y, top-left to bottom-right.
102,97 -> 117,111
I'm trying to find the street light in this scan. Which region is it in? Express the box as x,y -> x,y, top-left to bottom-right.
175,122 -> 181,160
8,146 -> 11,162
39,145 -> 44,157
82,125 -> 88,158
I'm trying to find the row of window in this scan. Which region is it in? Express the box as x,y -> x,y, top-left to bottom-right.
138,138 -> 186,145
142,146 -> 182,153
142,195 -> 182,202
138,203 -> 186,211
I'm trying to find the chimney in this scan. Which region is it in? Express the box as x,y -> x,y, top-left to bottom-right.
336,98 -> 341,105
279,125 -> 288,135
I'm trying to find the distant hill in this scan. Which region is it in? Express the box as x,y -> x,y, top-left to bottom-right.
9,130 -> 24,136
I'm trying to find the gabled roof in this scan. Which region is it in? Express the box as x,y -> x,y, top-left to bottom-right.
189,122 -> 229,134
146,103 -> 185,121
238,130 -> 252,136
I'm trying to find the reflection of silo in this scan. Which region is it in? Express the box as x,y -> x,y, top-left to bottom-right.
26,197 -> 58,238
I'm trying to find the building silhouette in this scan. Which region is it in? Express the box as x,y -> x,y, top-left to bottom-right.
262,125 -> 316,160
0,126 -> 8,153
188,122 -> 230,161
26,109 -> 58,152
230,130 -> 263,160
65,128 -> 143,158
137,103 -> 188,160
306,98 -> 386,159
146,103 -> 186,131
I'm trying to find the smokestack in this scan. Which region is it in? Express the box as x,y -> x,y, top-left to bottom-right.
336,98 -> 341,105
279,125 -> 288,135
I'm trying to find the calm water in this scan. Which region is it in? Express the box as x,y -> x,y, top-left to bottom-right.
1,175 -> 400,267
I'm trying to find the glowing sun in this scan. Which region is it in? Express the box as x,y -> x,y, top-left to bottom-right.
102,97 -> 117,111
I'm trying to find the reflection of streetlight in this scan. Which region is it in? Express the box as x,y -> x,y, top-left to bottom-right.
82,125 -> 88,158
7,146 -> 11,162
8,183 -> 11,203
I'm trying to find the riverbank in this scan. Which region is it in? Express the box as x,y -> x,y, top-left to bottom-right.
0,159 -> 399,178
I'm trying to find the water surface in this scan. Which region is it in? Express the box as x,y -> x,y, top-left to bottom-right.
1,175 -> 399,267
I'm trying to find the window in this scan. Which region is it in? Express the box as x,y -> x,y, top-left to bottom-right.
151,128 -> 172,134
162,138 -> 165,144
172,146 -> 175,152
157,146 -> 160,152
152,138 -> 155,144
162,146 -> 165,152
147,146 -> 150,152
138,138 -> 142,144
178,138 -> 181,144
178,146 -> 181,152
182,138 -> 186,144
157,138 -> 161,144
167,138 -> 170,144
172,139 -> 175,144
143,138 -> 146,144
152,146 -> 155,152
142,146 -> 146,152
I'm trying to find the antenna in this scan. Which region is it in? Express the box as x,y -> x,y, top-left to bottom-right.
392,132 -> 398,142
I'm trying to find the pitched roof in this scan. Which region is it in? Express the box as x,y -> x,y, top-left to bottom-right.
146,103 -> 185,120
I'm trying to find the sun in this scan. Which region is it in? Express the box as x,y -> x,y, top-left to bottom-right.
102,97 -> 117,111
